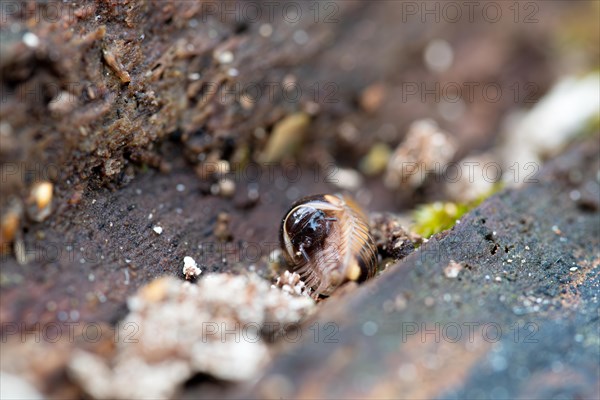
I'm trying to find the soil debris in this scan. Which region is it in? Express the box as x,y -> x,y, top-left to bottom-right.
384,119 -> 457,190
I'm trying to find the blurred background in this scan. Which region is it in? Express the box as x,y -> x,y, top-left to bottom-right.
1,1 -> 598,399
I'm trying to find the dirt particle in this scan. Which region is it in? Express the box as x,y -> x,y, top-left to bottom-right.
444,260 -> 464,278
102,48 -> 131,83
360,82 -> 386,114
261,113 -> 310,163
214,50 -> 234,64
384,119 -> 457,190
26,182 -> 53,222
214,212 -> 232,242
218,178 -> 236,198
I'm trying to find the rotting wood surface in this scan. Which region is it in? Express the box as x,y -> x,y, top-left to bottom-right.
236,138 -> 600,400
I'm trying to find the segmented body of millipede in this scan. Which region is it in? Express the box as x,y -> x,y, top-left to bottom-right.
280,194 -> 378,296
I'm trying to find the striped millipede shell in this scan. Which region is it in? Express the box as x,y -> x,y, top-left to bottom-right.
279,194 -> 378,296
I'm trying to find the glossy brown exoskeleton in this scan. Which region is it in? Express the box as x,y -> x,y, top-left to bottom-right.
280,194 -> 378,296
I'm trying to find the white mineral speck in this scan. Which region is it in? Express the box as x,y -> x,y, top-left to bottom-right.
58,311 -> 68,321
424,39 -> 453,73
176,184 -> 185,192
259,23 -> 273,37
215,50 -> 234,64
569,267 -> 578,272
183,256 -> 201,280
153,226 -> 163,235
569,190 -> 581,201
293,30 -> 308,45
23,32 -> 40,48
444,260 -> 463,278
362,321 -> 378,336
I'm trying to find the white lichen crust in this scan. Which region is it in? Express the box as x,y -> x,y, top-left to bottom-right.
68,273 -> 314,399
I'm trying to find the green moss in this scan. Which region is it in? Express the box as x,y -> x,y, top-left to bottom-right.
412,202 -> 471,238
412,184 -> 503,238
